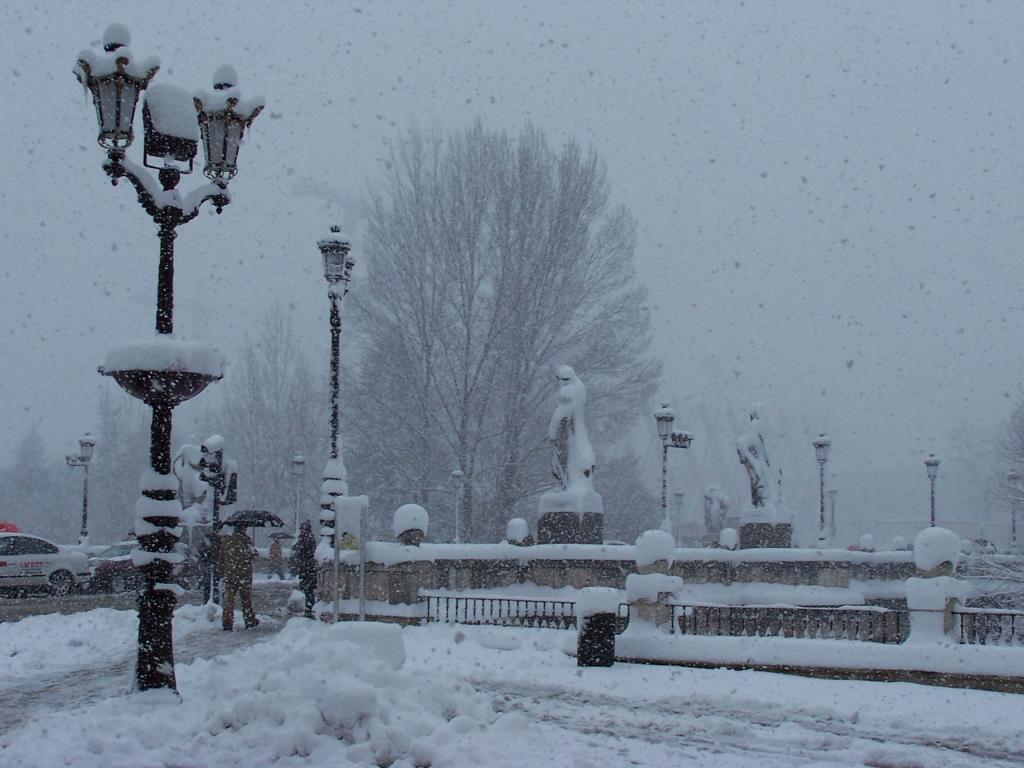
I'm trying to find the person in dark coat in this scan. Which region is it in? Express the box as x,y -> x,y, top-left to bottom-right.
219,525 -> 259,630
267,537 -> 285,580
290,520 -> 318,618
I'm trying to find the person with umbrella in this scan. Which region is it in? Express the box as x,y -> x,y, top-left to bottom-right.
219,523 -> 259,630
289,520 -> 318,618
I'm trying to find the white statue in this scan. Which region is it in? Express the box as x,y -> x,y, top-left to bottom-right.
538,366 -> 602,519
172,437 -> 208,509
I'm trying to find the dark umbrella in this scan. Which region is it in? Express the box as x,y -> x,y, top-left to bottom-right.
223,509 -> 285,528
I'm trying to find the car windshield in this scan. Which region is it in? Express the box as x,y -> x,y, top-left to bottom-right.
96,544 -> 133,558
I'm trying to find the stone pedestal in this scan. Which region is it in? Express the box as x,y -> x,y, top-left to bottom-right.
537,488 -> 603,544
739,521 -> 792,548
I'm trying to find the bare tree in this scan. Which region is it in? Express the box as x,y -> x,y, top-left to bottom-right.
199,308 -> 328,522
348,122 -> 659,540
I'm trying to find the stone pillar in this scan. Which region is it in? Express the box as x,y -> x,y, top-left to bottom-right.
576,587 -> 621,667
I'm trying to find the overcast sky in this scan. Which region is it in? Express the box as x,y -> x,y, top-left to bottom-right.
1,1 -> 1021,541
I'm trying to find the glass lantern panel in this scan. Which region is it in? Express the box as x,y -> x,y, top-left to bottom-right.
117,80 -> 138,135
97,78 -> 119,133
206,116 -> 226,164
224,119 -> 243,168
323,251 -> 348,281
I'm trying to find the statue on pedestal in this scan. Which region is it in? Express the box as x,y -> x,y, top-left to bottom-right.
537,366 -> 603,544
735,407 -> 791,548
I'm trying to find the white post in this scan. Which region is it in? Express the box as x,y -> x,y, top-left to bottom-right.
332,506 -> 341,623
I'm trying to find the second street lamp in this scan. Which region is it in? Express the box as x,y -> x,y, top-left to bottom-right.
812,434 -> 831,545
925,454 -> 940,526
65,433 -> 96,546
317,226 -> 355,557
1008,470 -> 1021,552
654,403 -> 693,532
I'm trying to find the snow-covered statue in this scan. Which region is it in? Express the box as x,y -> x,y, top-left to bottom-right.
735,407 -> 791,548
172,436 -> 209,512
549,366 -> 596,491
537,365 -> 603,544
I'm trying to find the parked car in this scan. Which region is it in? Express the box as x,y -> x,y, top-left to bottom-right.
0,533 -> 91,596
89,541 -> 143,593
90,540 -> 203,593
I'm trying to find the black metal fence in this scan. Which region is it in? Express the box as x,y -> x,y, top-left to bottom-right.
957,608 -> 1024,646
670,603 -> 909,644
423,594 -> 630,632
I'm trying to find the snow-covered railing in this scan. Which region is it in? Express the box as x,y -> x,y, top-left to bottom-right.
422,593 -> 629,632
956,607 -> 1024,647
669,602 -> 908,644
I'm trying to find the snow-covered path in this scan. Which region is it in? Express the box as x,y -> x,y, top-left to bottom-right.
5,617 -> 1024,766
479,677 -> 1018,767
0,604 -> 288,735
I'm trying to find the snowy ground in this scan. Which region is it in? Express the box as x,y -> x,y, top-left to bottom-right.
2,608 -> 1023,767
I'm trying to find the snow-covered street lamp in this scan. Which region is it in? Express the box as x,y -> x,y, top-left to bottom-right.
812,434 -> 831,545
65,434 -> 96,546
654,403 -> 693,532
74,23 -> 263,692
925,454 -> 940,526
1007,470 -> 1021,552
317,226 -> 355,554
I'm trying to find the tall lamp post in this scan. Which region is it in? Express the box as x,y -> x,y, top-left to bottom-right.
451,468 -> 465,543
827,487 -> 838,542
317,227 -> 355,555
292,454 -> 306,532
812,434 -> 831,545
65,434 -> 96,545
75,24 -> 263,692
1008,471 -> 1021,552
654,403 -> 693,532
925,454 -> 940,527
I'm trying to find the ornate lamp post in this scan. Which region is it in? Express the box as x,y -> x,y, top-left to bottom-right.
292,454 -> 306,532
317,227 -> 355,553
1008,471 -> 1021,552
451,468 -> 465,543
654,403 -> 693,532
812,434 -> 831,545
65,434 -> 96,545
74,24 -> 263,692
925,454 -> 940,526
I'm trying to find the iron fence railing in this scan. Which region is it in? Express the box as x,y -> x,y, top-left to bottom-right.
670,603 -> 908,644
422,594 -> 630,632
956,607 -> 1024,646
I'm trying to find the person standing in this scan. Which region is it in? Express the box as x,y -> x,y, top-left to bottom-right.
219,525 -> 259,630
290,520 -> 318,618
267,537 -> 285,580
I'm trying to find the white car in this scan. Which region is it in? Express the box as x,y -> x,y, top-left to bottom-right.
0,533 -> 92,596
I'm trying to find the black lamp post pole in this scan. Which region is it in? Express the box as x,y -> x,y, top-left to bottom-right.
329,294 -> 341,462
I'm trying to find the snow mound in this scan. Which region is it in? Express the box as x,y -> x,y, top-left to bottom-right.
506,517 -> 530,543
393,503 -> 429,537
719,527 -> 739,550
3,619 -> 495,768
914,526 -> 961,572
626,573 -> 683,603
576,587 -> 623,618
635,529 -> 675,567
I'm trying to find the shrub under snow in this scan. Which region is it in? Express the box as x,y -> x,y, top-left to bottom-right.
914,526 -> 962,572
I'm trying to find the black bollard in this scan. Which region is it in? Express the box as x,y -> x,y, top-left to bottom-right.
577,612 -> 616,667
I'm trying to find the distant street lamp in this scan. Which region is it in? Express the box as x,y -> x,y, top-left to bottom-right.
74,23 -> 263,692
812,434 -> 831,544
925,454 -> 940,526
451,468 -> 465,543
1007,470 -> 1020,551
317,226 -> 355,554
654,403 -> 693,532
65,434 -> 96,545
292,454 -> 306,532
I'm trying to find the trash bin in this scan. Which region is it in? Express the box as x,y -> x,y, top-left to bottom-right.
577,611 -> 616,667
